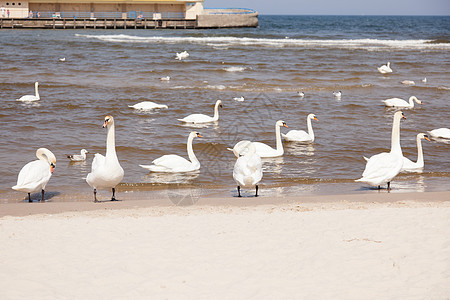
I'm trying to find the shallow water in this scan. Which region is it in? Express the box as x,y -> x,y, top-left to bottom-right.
1,16 -> 449,202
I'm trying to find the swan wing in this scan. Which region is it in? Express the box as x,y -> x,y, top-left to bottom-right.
356,152 -> 403,185
382,98 -> 409,107
143,154 -> 195,172
12,160 -> 51,193
252,142 -> 279,158
401,156 -> 422,172
282,130 -> 311,142
428,128 -> 450,139
129,101 -> 168,110
17,95 -> 40,101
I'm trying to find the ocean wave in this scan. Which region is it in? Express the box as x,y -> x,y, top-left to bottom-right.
75,34 -> 450,50
223,66 -> 247,72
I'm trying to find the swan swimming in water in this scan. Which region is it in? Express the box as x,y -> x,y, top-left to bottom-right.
178,100 -> 222,124
401,133 -> 430,173
233,141 -> 263,197
67,149 -> 89,162
297,91 -> 305,98
377,62 -> 392,74
401,80 -> 415,86
230,120 -> 288,158
282,114 -> 318,142
356,111 -> 406,190
175,51 -> 189,60
140,131 -> 202,173
160,76 -> 171,81
16,81 -> 40,102
428,128 -> 450,139
12,148 -> 56,202
128,101 -> 168,110
382,96 -> 422,108
86,115 -> 124,202
333,91 -> 342,98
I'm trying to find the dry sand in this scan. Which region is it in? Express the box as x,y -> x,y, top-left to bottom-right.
0,191 -> 449,299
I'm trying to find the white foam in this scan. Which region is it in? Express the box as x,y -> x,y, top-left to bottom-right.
223,66 -> 247,72
75,34 -> 450,50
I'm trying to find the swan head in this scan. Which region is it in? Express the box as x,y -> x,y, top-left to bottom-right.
276,120 -> 288,128
35,81 -> 39,86
215,100 -> 223,108
308,113 -> 318,121
417,133 -> 430,141
103,115 -> 114,128
190,131 -> 203,139
36,148 -> 56,173
411,96 -> 423,105
394,111 -> 406,121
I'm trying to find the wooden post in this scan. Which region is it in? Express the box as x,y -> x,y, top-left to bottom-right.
93,18 -> 96,29
74,18 -> 76,28
53,18 -> 55,29
63,18 -> 66,29
114,18 -> 116,29
144,18 -> 147,29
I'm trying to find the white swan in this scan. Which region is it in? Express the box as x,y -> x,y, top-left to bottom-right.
16,81 -> 40,102
175,51 -> 189,60
86,115 -> 124,202
428,128 -> 450,139
282,114 -> 318,142
140,131 -> 202,173
12,148 -> 56,202
356,111 -> 406,190
178,100 -> 222,124
401,133 -> 430,173
233,96 -> 245,102
333,91 -> 342,98
401,80 -> 415,86
377,62 -> 392,74
129,101 -> 168,110
160,76 -> 170,81
297,91 -> 305,98
231,120 -> 288,158
58,57 -> 66,62
233,141 -> 263,197
67,149 -> 89,162
382,96 -> 422,108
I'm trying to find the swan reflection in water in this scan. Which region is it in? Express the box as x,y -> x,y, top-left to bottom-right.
285,143 -> 315,156
142,171 -> 200,184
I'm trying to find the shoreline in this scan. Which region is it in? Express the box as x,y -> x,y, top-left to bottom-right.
1,190 -> 449,217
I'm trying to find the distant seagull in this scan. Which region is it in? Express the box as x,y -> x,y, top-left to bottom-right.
233,96 -> 245,102
175,51 -> 189,60
377,62 -> 393,74
58,57 -> 66,62
297,91 -> 305,98
401,80 -> 415,86
67,149 -> 89,162
422,78 -> 427,83
160,76 -> 171,81
333,91 -> 342,98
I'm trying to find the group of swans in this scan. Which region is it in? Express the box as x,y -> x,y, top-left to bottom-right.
16,82 -> 40,102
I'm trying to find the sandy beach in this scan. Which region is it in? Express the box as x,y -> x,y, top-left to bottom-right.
1,191 -> 449,299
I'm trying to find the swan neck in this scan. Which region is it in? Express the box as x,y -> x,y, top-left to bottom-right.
391,115 -> 402,154
275,123 -> 283,151
307,117 -> 314,141
36,148 -> 55,164
187,135 -> 199,164
35,83 -> 39,97
213,103 -> 220,121
106,122 -> 117,158
416,136 -> 424,164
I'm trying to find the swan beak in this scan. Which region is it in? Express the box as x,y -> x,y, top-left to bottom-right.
50,163 -> 55,173
424,135 -> 431,141
197,134 -> 203,138
283,123 -> 288,128
401,113 -> 406,119
314,117 -> 318,121
103,120 -> 108,128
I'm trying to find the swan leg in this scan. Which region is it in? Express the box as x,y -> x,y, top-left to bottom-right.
93,188 -> 98,202
255,185 -> 259,197
237,186 -> 241,197
41,189 -> 45,202
28,193 -> 32,203
387,182 -> 391,191
111,187 -> 117,201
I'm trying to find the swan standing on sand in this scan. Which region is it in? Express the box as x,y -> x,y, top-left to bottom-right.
230,120 -> 288,158
12,148 -> 56,202
233,141 -> 263,197
16,82 -> 40,102
428,128 -> 450,139
282,114 -> 318,142
401,133 -> 430,173
178,100 -> 222,124
382,96 -> 422,108
86,115 -> 124,202
67,149 -> 89,162
140,131 -> 202,173
377,62 -> 392,74
356,111 -> 406,190
128,101 -> 168,110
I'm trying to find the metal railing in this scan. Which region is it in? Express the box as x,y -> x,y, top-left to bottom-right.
30,11 -> 185,19
203,8 -> 257,15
